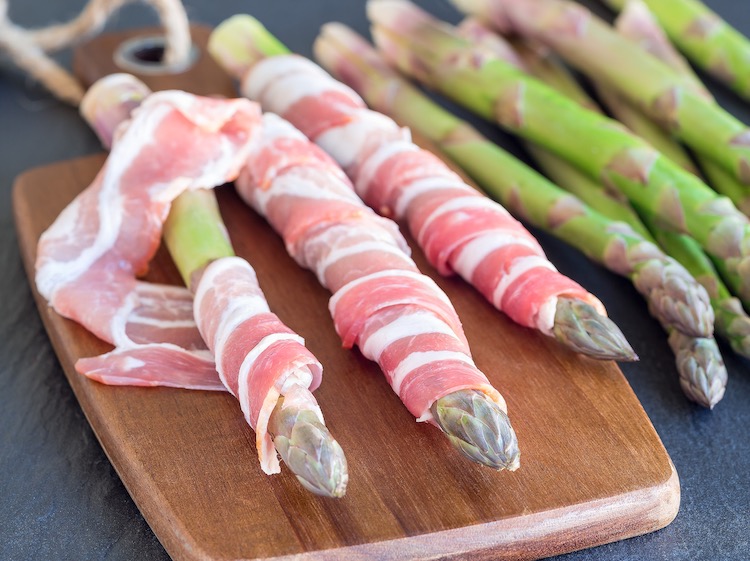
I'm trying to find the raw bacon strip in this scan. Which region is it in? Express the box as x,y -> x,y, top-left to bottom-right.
76,344 -> 222,391
241,54 -> 605,335
36,90 -> 261,347
236,113 -> 506,423
193,256 -> 323,474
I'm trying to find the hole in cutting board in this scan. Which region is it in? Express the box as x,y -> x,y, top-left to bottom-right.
114,35 -> 198,75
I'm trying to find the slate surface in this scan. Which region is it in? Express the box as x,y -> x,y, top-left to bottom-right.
1,1 -> 748,560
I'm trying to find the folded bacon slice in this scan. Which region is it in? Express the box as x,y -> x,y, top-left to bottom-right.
239,54 -> 604,337
36,90 -> 259,347
237,113 -> 507,425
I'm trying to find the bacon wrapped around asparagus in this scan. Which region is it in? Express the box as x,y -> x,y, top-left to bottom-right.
208,15 -> 636,363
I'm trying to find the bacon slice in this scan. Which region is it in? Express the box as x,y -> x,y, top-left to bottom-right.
36,91 -> 260,347
241,55 -> 605,335
236,113 -> 506,423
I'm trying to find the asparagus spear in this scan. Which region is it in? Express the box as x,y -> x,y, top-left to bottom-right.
313,22 -> 734,407
208,17 -> 523,472
80,76 -> 348,497
604,0 -> 750,101
366,0 -> 750,306
313,22 -> 711,339
613,0 -> 750,216
449,0 -> 750,186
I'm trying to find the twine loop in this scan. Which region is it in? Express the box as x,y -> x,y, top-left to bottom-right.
0,0 -> 191,105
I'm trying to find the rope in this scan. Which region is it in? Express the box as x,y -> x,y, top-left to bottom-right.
0,0 -> 191,105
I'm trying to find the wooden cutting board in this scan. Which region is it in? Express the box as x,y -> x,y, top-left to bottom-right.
12,25 -> 679,561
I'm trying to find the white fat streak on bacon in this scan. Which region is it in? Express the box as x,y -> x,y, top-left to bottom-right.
354,140 -> 418,201
416,196 -> 509,247
249,168 -> 361,216
315,112 -> 408,169
328,269 -> 455,320
236,332 -> 308,423
260,73 -> 362,116
492,256 -> 558,332
242,55 -> 333,101
452,232 -> 543,281
360,311 -> 458,362
391,351 -> 475,395
295,221 -> 412,289
394,177 -> 476,219
313,240 -> 413,287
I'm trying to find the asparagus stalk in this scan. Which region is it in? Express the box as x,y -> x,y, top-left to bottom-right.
313,22 -> 712,339
209,16 -> 522,472
366,0 -> 750,307
604,0 -> 750,101
80,76 -> 348,497
449,0 -> 750,186
613,0 -> 750,215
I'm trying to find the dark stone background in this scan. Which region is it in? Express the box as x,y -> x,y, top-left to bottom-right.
1,1 -> 748,559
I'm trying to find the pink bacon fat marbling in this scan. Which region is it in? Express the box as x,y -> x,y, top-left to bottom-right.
36,89 -> 261,347
240,54 -> 606,335
236,113 -> 506,423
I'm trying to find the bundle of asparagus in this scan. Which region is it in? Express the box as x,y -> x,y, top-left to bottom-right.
366,0 -> 750,308
312,23 -> 726,407
79,77 -> 348,497
458,16 -> 750,361
603,0 -> 750,101
450,0 -> 750,187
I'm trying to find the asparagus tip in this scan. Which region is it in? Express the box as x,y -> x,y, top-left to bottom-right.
269,393 -> 348,498
669,331 -> 727,409
431,390 -> 520,471
553,297 -> 638,361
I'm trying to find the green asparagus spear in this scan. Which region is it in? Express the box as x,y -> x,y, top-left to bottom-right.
313,21 -> 712,339
449,0 -> 750,185
208,16 -> 524,472
613,0 -> 750,215
604,0 -> 750,101
366,0 -> 750,306
80,76 -> 348,497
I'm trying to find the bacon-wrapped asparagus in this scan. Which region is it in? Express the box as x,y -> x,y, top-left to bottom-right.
39,75 -> 348,496
237,109 -> 520,471
208,15 -> 636,363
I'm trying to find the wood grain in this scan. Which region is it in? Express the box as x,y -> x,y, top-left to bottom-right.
12,25 -> 678,561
